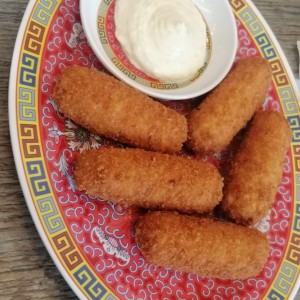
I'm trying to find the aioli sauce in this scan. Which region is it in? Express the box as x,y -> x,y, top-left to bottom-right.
114,0 -> 207,83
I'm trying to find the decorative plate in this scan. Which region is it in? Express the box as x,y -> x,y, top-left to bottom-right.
9,0 -> 300,299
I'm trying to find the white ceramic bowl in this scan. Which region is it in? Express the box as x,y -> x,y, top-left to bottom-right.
80,0 -> 237,100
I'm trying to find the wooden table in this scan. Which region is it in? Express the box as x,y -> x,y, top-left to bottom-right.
0,0 -> 299,299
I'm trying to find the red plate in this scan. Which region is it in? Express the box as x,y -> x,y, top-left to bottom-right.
9,0 -> 300,299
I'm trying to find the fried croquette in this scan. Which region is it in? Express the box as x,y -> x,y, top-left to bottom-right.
75,147 -> 223,214
136,211 -> 269,279
52,66 -> 187,153
221,110 -> 291,225
187,57 -> 272,153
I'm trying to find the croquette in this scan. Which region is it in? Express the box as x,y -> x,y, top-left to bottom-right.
75,147 -> 223,214
221,110 -> 291,225
187,57 -> 272,153
52,66 -> 187,153
136,211 -> 269,279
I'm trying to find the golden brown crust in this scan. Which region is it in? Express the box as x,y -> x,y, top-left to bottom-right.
75,147 -> 223,214
136,211 -> 269,279
221,110 -> 291,225
52,66 -> 187,153
187,57 -> 272,153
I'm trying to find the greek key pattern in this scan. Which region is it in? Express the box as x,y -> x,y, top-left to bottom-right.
270,59 -> 289,87
239,7 -> 263,36
26,160 -> 50,197
24,21 -> 45,55
20,124 -> 41,158
296,173 -> 300,184
255,33 -> 277,60
234,1 -> 300,299
267,289 -> 284,300
235,1 -> 295,119
296,187 -> 300,203
296,157 -> 300,173
230,0 -> 246,12
269,143 -> 300,298
74,265 -> 107,300
52,231 -> 83,270
287,115 -> 300,142
279,86 -> 299,115
16,1 -> 115,299
274,263 -> 298,295
18,87 -> 36,121
294,215 -> 300,233
111,58 -> 137,80
32,0 -> 58,26
151,82 -> 179,90
37,196 -> 65,234
97,17 -> 107,44
267,262 -> 299,299
291,233 -> 300,244
20,53 -> 38,87
286,232 -> 300,265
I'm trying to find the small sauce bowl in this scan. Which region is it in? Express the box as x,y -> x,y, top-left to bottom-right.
80,0 -> 237,100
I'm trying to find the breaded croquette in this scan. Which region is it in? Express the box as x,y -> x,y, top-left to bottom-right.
52,66 -> 187,153
187,57 -> 272,153
221,110 -> 291,225
136,211 -> 269,279
75,147 -> 223,214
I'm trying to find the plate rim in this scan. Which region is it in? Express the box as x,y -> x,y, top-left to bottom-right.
246,1 -> 300,298
8,0 -> 87,299
8,0 -> 300,299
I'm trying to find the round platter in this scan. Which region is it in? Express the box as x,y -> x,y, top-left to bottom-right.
9,0 -> 300,299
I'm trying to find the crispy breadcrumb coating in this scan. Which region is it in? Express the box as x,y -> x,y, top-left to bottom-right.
221,110 -> 291,225
52,66 -> 187,153
136,211 -> 269,279
187,57 -> 272,153
75,147 -> 223,214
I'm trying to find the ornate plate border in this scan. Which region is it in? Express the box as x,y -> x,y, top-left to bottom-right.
8,0 -> 300,299
231,1 -> 300,298
9,1 -> 117,299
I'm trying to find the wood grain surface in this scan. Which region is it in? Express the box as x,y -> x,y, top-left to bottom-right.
0,0 -> 299,299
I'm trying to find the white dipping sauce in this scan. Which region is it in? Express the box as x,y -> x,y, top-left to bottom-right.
114,0 -> 207,83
